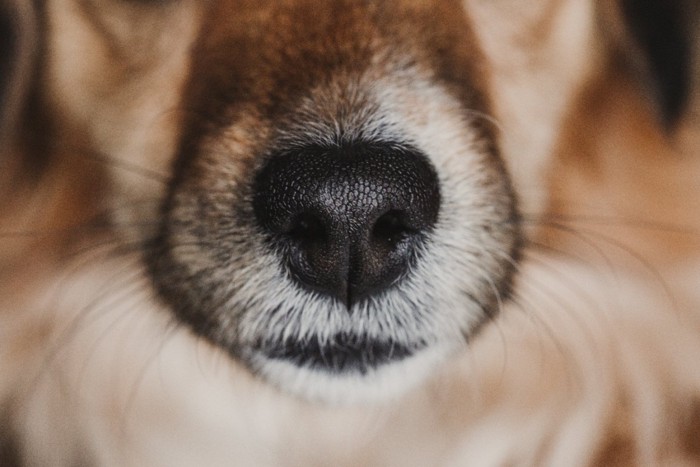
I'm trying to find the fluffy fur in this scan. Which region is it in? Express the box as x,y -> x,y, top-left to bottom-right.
1,0 -> 700,465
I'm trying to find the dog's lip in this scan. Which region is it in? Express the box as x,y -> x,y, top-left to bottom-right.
254,335 -> 421,374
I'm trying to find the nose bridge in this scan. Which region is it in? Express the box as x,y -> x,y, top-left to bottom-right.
275,68 -> 389,152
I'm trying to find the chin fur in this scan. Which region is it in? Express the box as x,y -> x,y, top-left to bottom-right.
247,343 -> 456,404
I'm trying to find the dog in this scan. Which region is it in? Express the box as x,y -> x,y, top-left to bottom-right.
1,0 -> 699,465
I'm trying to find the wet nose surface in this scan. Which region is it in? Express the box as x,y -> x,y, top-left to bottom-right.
253,142 -> 440,308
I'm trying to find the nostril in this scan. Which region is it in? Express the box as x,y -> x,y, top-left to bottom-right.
371,210 -> 415,247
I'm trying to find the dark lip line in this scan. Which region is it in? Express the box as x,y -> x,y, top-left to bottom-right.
256,336 -> 423,375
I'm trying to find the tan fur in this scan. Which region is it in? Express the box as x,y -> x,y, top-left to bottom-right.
2,1 -> 700,465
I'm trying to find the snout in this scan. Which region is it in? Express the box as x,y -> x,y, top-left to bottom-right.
253,142 -> 441,309
146,0 -> 521,401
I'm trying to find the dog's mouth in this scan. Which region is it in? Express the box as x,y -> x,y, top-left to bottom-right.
254,335 -> 421,374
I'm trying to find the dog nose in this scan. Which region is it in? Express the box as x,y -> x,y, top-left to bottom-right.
253,142 -> 440,308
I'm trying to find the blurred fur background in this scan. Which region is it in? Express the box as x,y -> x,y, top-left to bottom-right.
1,0 -> 700,465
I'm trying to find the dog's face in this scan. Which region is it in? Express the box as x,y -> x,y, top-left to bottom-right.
38,0 -> 522,401
141,0 -> 519,401
8,0 -> 691,403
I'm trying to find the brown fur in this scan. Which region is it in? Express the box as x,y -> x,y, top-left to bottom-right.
2,1 -> 700,465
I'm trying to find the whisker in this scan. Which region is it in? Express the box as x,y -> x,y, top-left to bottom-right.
524,220 -> 622,277
78,149 -> 170,184
524,213 -> 700,236
0,195 -> 161,235
495,248 -> 584,361
529,220 -> 678,312
0,222 -> 159,240
73,275 -> 155,392
33,257 -> 150,386
118,316 -> 184,437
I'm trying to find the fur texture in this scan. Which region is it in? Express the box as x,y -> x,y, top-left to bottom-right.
1,0 -> 700,465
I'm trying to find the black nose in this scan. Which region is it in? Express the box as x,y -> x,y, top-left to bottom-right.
252,142 -> 440,308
